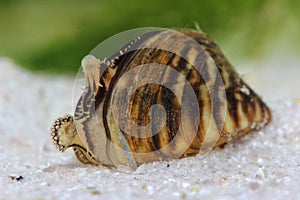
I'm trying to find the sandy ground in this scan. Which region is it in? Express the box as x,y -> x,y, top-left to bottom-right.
0,57 -> 299,200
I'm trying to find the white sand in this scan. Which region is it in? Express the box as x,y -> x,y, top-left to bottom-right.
0,57 -> 299,200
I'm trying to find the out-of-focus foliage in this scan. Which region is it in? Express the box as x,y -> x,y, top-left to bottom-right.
0,0 -> 299,74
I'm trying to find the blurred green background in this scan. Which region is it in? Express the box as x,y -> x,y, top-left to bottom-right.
0,0 -> 299,74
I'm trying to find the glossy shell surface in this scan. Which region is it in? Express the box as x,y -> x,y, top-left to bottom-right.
52,28 -> 271,169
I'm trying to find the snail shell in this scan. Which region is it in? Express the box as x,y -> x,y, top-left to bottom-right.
50,28 -> 271,169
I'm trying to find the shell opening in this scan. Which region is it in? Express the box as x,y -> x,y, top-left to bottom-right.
50,114 -> 74,152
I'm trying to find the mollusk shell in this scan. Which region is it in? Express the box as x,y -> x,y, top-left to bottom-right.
73,28 -> 271,169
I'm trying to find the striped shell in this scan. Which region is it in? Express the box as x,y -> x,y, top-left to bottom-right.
50,28 -> 271,169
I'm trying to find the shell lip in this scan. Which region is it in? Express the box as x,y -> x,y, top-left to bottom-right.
50,114 -> 73,152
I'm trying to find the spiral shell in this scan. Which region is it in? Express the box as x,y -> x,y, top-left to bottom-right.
50,28 -> 271,169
